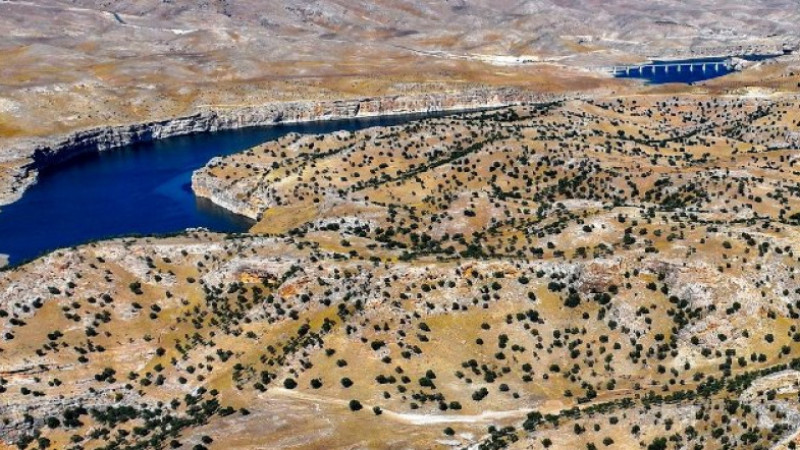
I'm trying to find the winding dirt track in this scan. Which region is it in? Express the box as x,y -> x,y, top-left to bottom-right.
269,387 -> 537,425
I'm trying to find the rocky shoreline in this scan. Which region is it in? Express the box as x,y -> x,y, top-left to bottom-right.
0,88 -> 560,209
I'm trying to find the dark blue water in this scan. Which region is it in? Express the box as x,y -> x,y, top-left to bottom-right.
0,112 -> 456,266
614,55 -> 780,84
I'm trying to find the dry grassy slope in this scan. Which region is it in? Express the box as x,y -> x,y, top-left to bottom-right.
3,96 -> 800,448
44,0 -> 800,52
1,0 -> 798,143
195,96 -> 800,223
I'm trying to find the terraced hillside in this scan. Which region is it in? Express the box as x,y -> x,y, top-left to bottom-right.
4,96 -> 800,449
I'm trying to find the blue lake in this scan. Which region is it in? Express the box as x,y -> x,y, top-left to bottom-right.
614,55 -> 780,84
0,112 -> 454,266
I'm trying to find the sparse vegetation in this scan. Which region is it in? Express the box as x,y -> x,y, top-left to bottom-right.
4,97 -> 800,448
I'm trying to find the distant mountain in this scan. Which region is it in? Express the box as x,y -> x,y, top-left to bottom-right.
17,0 -> 800,56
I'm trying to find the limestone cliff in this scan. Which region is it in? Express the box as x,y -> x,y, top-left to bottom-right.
192,158 -> 263,221
0,88 -> 560,208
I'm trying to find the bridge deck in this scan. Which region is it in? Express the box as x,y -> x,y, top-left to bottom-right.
608,59 -> 733,74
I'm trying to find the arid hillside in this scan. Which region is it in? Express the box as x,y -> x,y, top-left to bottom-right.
1,0 -> 798,142
4,96 -> 800,448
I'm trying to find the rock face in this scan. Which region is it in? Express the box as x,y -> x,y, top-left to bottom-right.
191,158 -> 263,221
0,88 -> 558,208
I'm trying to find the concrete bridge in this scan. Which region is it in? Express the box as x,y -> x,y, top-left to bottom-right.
609,58 -> 734,76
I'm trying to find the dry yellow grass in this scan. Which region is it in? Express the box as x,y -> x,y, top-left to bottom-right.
3,96 -> 800,448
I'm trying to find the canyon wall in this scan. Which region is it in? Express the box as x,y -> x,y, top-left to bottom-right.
0,88 -> 562,208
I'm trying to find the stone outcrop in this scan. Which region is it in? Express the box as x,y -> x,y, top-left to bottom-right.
0,88 -> 559,208
191,157 -> 264,221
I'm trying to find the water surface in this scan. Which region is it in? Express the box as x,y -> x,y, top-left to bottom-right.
0,112 -> 456,265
